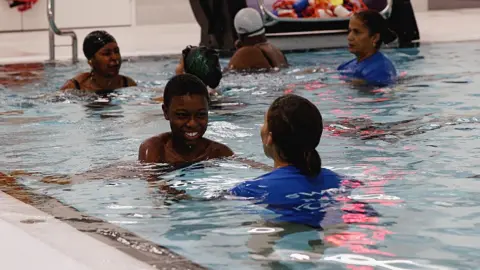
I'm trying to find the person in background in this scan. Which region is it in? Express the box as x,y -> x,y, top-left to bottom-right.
3,75 -> 234,198
60,30 -> 136,92
338,10 -> 397,86
175,45 -> 223,97
229,94 -> 359,228
139,74 -> 234,165
152,45 -> 223,103
228,8 -> 288,71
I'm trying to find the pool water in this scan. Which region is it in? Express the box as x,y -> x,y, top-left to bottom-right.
1,41 -> 480,270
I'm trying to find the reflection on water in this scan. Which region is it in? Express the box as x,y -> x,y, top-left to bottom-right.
1,42 -> 480,269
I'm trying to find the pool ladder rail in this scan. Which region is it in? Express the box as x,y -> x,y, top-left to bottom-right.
47,0 -> 78,63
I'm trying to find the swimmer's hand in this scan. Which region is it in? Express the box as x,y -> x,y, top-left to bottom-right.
350,79 -> 367,86
208,88 -> 219,96
156,182 -> 191,201
151,96 -> 164,103
233,157 -> 273,171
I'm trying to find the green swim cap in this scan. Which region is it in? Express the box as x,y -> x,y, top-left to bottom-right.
182,46 -> 222,89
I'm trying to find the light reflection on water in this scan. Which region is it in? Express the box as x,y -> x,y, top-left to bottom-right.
1,41 -> 480,269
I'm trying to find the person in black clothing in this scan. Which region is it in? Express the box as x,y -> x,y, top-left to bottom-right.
189,0 -> 247,50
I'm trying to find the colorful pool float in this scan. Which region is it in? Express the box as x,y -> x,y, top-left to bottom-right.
272,0 -> 368,18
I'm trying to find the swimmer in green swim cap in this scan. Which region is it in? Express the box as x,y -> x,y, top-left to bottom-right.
176,45 -> 222,90
153,45 -> 223,103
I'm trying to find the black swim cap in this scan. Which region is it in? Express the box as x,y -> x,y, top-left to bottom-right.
182,46 -> 222,89
83,31 -> 116,60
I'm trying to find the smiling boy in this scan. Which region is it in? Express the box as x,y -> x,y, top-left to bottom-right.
138,74 -> 234,165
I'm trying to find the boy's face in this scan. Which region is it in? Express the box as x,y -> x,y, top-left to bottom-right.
162,94 -> 209,147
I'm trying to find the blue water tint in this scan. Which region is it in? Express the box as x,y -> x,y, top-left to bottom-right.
1,41 -> 480,269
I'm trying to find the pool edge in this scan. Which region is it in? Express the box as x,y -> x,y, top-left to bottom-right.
0,177 -> 207,270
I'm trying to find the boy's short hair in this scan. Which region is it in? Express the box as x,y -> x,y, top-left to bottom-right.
163,74 -> 210,108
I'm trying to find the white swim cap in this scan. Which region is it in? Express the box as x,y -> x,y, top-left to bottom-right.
234,8 -> 265,38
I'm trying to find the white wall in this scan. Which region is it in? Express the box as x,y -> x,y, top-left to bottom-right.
411,0 -> 429,12
0,0 -> 132,32
135,0 -> 196,25
0,2 -> 22,31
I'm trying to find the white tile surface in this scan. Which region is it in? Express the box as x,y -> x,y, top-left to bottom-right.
21,0 -> 48,30
0,191 -> 155,270
135,0 -> 196,25
0,3 -> 22,31
22,0 -> 132,31
411,0 -> 429,12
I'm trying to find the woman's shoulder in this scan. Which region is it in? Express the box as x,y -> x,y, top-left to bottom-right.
121,75 -> 137,87
60,73 -> 90,91
373,51 -> 395,65
338,58 -> 357,70
73,72 -> 91,83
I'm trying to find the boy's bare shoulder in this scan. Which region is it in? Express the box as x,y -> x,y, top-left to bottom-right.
141,133 -> 170,146
204,138 -> 234,158
138,133 -> 170,163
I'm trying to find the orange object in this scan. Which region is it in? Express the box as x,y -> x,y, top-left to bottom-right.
272,0 -> 296,10
344,0 -> 368,12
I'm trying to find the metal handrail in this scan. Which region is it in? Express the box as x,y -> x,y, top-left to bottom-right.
47,0 -> 78,63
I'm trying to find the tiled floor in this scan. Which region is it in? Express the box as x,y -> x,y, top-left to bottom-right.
0,8 -> 479,64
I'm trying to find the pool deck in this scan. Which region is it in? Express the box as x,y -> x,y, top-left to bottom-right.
1,6 -> 480,270
0,8 -> 479,64
0,192 -> 154,270
0,174 -> 206,270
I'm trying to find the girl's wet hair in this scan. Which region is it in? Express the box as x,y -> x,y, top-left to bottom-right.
354,10 -> 397,48
182,46 -> 222,89
83,30 -> 116,60
267,94 -> 323,178
163,74 -> 210,108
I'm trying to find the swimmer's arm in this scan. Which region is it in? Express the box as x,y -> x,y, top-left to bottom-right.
149,87 -> 165,102
147,178 -> 192,201
60,80 -> 76,91
350,79 -> 368,86
213,143 -> 272,170
232,157 -> 273,171
228,47 -> 272,71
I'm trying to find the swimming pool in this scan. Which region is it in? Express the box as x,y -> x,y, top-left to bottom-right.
1,41 -> 480,270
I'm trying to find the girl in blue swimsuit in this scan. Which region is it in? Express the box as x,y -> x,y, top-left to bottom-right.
230,94 -> 361,228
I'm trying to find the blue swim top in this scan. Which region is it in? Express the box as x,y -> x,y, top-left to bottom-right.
229,166 -> 359,228
337,51 -> 397,86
